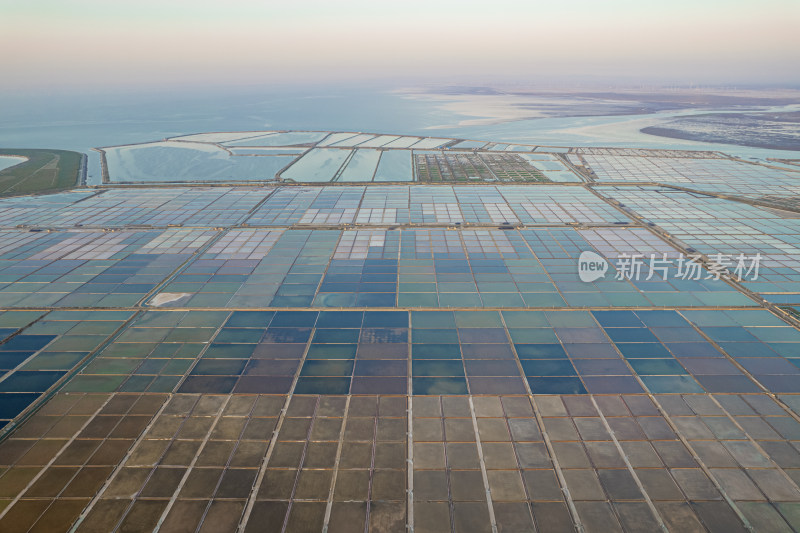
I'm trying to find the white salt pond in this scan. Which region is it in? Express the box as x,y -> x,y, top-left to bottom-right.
338,149 -> 381,182
168,132 -> 274,143
330,134 -> 375,147
317,133 -> 359,146
228,147 -> 308,156
450,140 -> 487,149
356,135 -> 400,148
383,137 -> 421,148
410,137 -> 451,149
280,148 -> 351,182
374,150 -> 414,182
224,131 -> 327,147
104,141 -> 293,182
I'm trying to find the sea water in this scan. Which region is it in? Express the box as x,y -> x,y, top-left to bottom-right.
1,86 -> 799,186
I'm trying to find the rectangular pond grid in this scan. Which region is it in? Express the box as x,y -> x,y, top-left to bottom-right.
600,187 -> 800,304
147,227 -> 753,309
2,142 -> 800,532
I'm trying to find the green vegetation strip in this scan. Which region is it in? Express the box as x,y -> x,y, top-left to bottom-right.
0,148 -> 83,197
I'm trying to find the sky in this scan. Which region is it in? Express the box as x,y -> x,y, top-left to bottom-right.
2,0 -> 799,89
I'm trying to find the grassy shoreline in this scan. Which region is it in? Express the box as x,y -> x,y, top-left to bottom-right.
0,148 -> 84,197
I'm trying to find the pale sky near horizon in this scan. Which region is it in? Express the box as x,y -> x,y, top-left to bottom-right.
2,0 -> 799,88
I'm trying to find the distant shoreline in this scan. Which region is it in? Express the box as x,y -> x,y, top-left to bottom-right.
641,124 -> 800,151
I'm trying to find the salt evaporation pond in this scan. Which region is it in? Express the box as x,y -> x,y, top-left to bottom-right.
338,149 -> 382,182
280,148 -> 351,182
374,150 -> 414,181
104,141 -> 293,182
